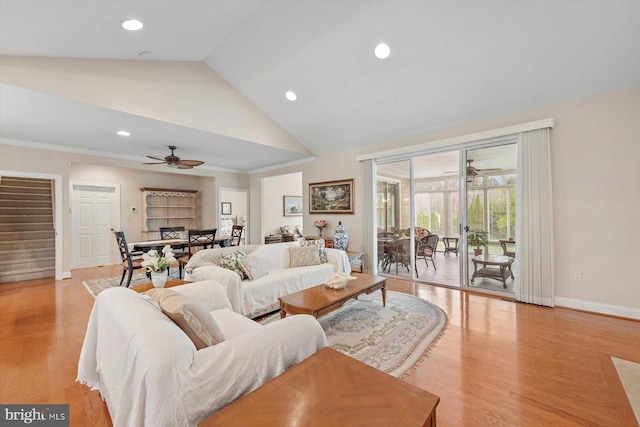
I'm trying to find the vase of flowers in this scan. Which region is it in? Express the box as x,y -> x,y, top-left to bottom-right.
314,219 -> 328,237
141,245 -> 176,288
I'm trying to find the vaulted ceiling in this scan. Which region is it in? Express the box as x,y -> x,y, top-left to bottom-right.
1,0 -> 639,173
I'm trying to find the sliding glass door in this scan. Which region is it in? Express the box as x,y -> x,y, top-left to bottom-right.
376,160 -> 412,278
463,144 -> 518,293
374,140 -> 518,296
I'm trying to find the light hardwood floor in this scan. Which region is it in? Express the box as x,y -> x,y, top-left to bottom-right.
1,265 -> 638,426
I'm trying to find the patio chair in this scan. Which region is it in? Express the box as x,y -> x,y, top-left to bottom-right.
415,234 -> 439,275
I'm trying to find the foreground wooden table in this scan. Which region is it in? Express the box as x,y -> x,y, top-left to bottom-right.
278,274 -> 386,319
200,347 -> 439,427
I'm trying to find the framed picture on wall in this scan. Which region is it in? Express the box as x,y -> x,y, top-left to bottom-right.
283,196 -> 303,216
309,179 -> 354,214
221,202 -> 232,215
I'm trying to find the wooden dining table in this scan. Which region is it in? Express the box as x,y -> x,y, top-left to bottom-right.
130,236 -> 232,253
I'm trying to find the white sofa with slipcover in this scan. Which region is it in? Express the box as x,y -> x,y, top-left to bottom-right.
184,241 -> 350,318
77,280 -> 327,427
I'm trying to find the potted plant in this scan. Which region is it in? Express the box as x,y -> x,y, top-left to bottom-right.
468,230 -> 488,256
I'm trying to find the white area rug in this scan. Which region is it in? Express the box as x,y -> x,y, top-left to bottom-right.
263,291 -> 447,377
82,270 -> 181,297
612,356 -> 640,424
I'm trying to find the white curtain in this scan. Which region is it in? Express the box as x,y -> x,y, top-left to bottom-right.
360,159 -> 376,274
516,128 -> 555,306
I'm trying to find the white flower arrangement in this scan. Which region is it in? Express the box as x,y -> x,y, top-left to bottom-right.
141,245 -> 177,273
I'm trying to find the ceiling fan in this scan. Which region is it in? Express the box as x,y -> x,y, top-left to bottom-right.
143,146 -> 204,169
445,159 -> 502,177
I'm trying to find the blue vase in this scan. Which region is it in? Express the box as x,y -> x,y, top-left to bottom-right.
333,221 -> 348,250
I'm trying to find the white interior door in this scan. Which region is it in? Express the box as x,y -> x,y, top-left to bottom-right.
72,184 -> 118,268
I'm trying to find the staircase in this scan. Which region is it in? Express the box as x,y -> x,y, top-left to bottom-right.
0,177 -> 55,283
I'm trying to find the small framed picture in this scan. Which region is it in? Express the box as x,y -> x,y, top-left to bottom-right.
221,202 -> 232,215
283,196 -> 303,216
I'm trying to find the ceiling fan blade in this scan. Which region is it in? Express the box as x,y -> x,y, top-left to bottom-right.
146,155 -> 166,161
476,167 -> 502,172
178,159 -> 204,167
142,161 -> 167,165
443,170 -> 459,174
177,164 -> 193,169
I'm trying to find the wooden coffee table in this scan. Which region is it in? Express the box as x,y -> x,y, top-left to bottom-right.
200,347 -> 439,427
130,279 -> 190,293
278,274 -> 386,319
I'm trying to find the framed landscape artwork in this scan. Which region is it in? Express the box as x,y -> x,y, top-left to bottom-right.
309,179 -> 354,214
283,196 -> 303,216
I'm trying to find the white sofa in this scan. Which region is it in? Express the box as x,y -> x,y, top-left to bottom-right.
184,241 -> 351,318
77,280 -> 327,427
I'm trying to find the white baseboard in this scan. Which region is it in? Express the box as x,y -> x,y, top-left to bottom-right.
555,297 -> 640,320
59,271 -> 72,280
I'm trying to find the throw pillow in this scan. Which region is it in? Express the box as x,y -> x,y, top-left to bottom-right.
220,249 -> 248,279
289,246 -> 321,268
144,288 -> 225,350
280,225 -> 295,235
238,256 -> 268,281
298,238 -> 328,264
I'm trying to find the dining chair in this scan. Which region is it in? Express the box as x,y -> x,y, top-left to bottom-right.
231,225 -> 244,246
178,228 -> 217,278
159,226 -> 185,240
113,231 -> 148,287
159,226 -> 188,262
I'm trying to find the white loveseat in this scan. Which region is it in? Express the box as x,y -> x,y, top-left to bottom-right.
77,281 -> 327,427
184,241 -> 351,318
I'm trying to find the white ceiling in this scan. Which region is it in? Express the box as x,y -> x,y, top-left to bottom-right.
1,0 -> 640,172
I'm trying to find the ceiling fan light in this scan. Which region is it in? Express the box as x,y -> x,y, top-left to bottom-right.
167,162 -> 178,169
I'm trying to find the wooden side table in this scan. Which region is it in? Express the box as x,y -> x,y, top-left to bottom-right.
264,235 -> 282,244
304,236 -> 334,248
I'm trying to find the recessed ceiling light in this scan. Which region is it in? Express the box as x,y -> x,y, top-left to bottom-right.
374,43 -> 391,59
285,91 -> 297,101
117,130 -> 130,137
122,19 -> 143,31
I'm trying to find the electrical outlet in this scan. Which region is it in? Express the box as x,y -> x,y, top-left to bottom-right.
573,272 -> 582,281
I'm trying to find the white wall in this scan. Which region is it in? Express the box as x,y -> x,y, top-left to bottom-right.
220,189 -> 248,225
250,85 -> 640,318
261,172 -> 302,240
0,143 -> 247,276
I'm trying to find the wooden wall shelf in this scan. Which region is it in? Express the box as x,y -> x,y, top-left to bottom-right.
140,188 -> 199,239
